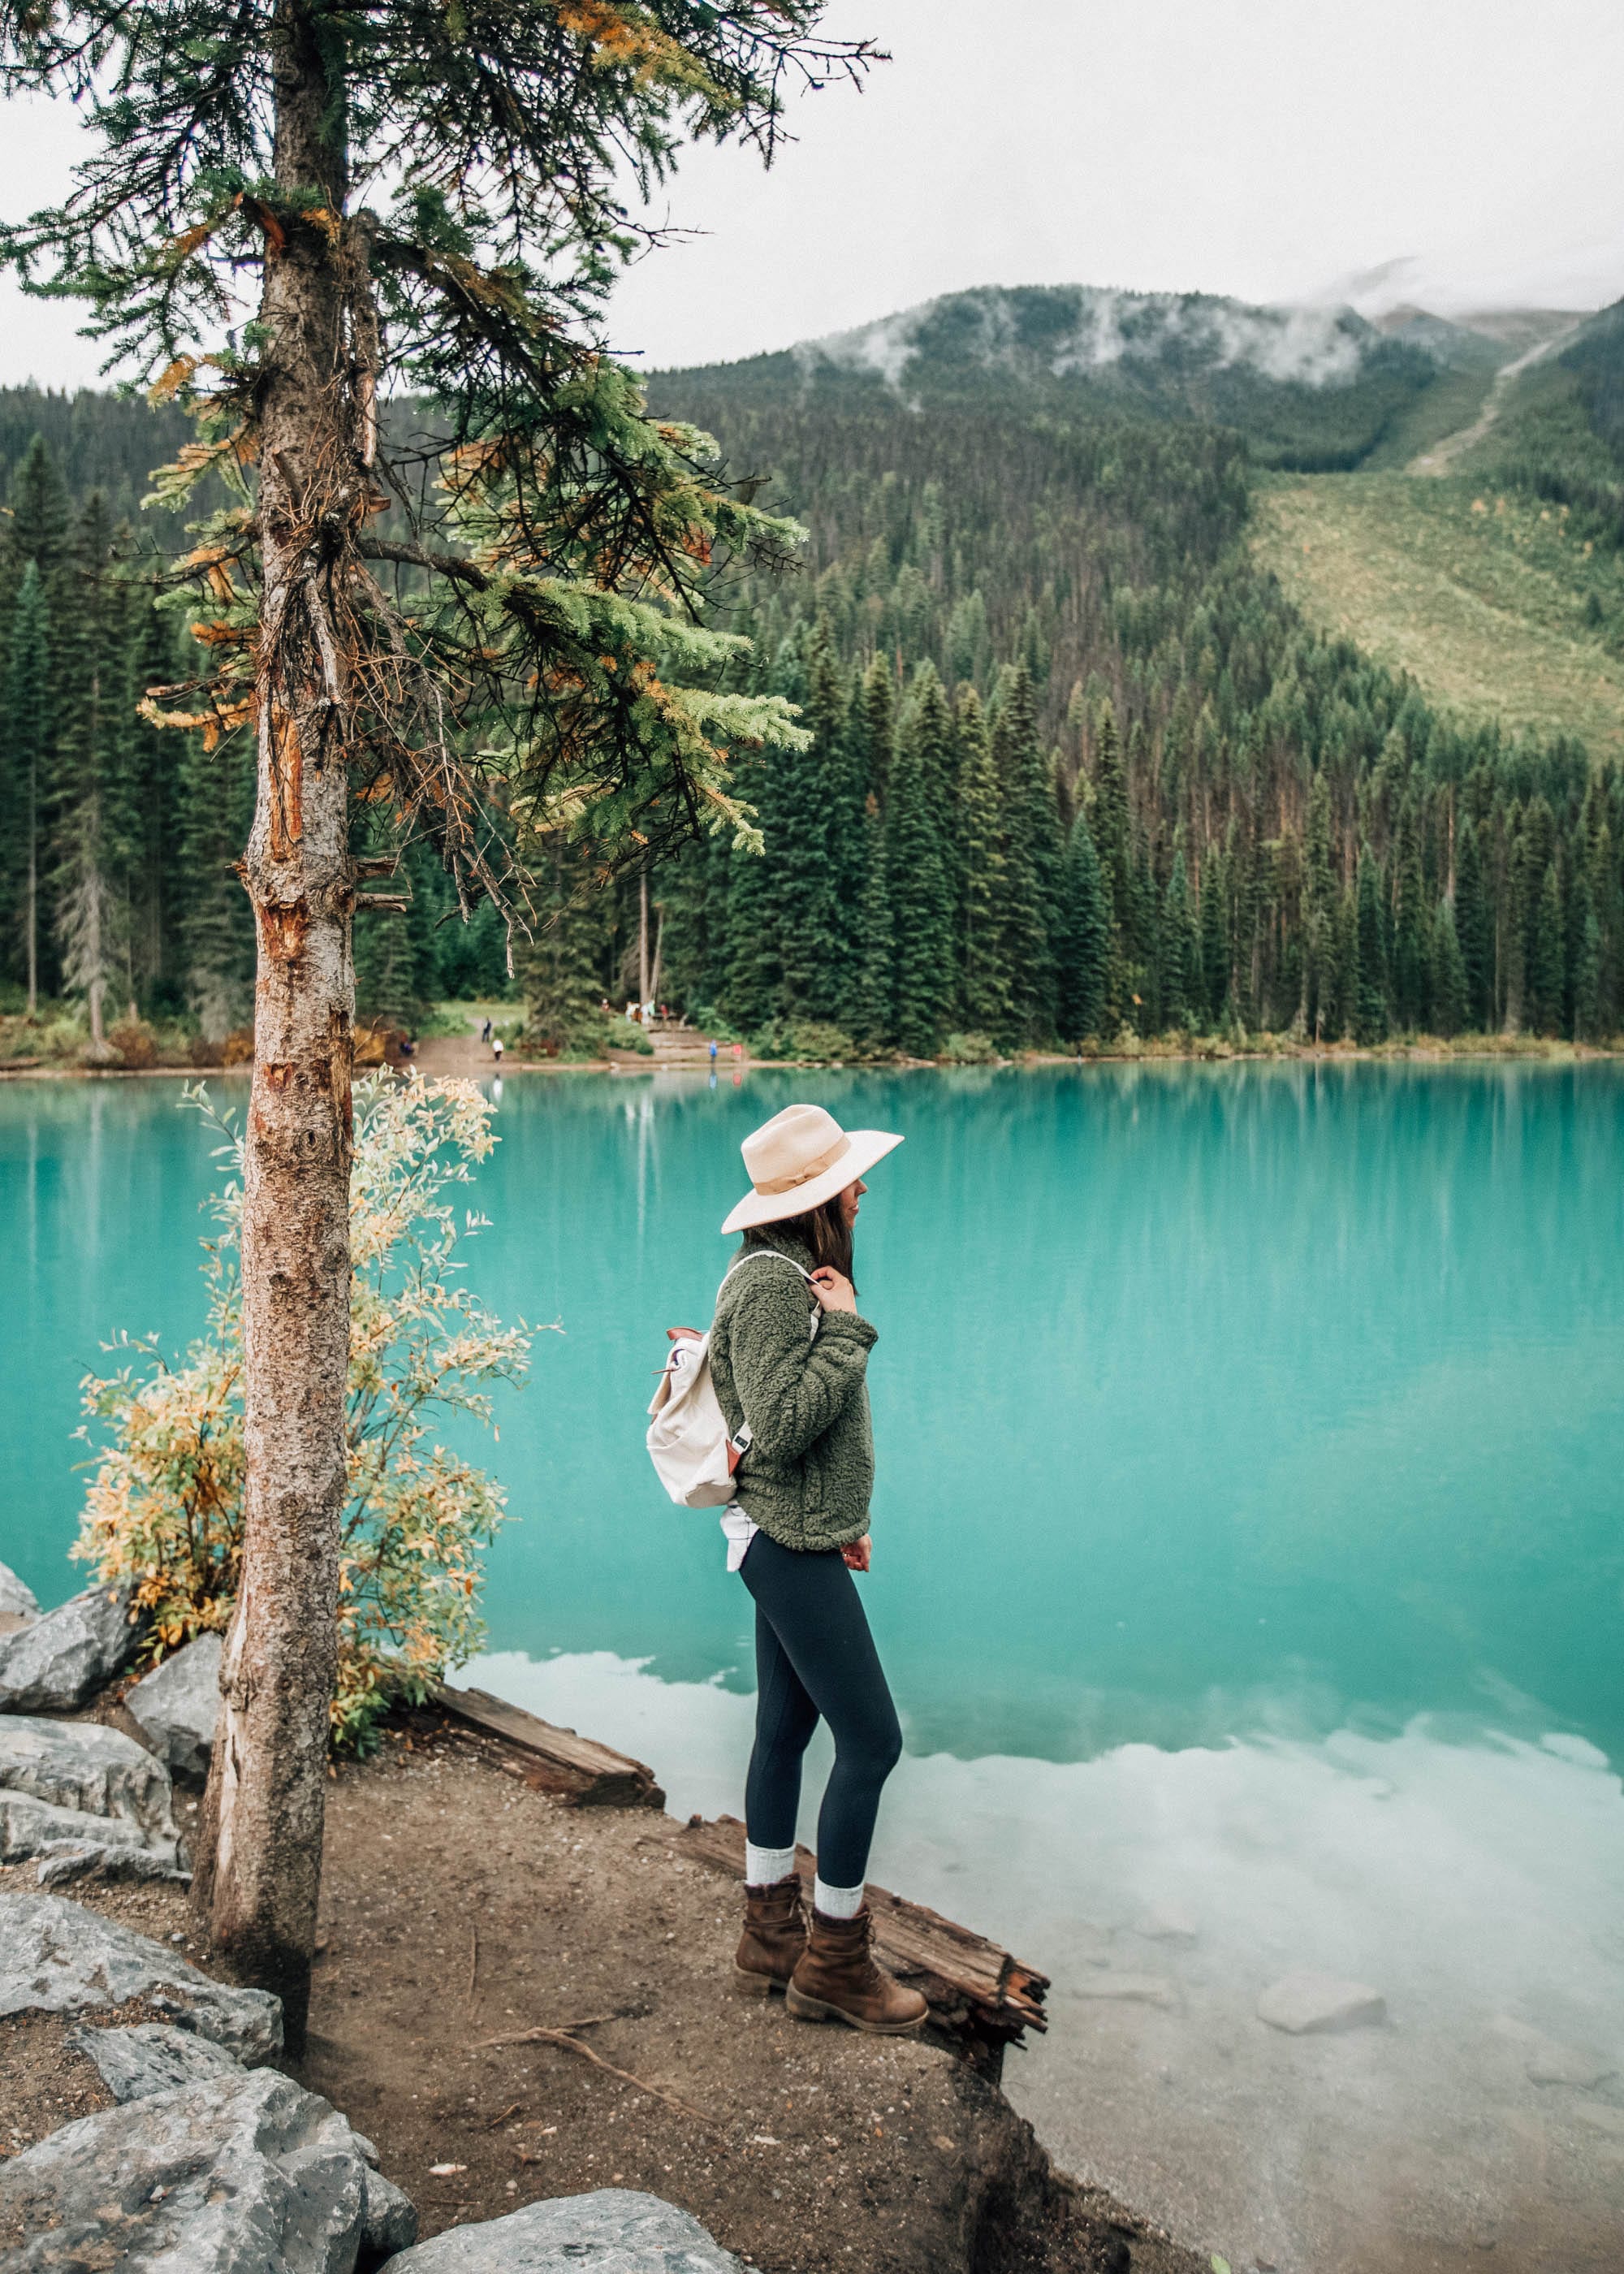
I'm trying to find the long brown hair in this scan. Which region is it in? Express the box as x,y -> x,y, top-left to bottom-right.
746,1192 -> 853,1285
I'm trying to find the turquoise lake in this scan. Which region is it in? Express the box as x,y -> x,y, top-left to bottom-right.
3,1061 -> 1623,2271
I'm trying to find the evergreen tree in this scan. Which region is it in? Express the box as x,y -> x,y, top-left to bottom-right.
1199,850 -> 1229,1027
1453,813 -> 1492,1029
849,794 -> 894,1048
1301,772 -> 1337,1040
519,841 -> 612,1049
2,433 -> 73,595
1430,898 -> 1467,1036
887,667 -> 956,1055
845,656 -> 897,1047
1160,847 -> 1199,1031
991,662 -> 1060,1043
1091,699 -> 1132,1015
1056,811 -> 1111,1040
1354,845 -> 1389,1044
1527,860 -> 1566,1035
2,562 -> 51,1011
51,498 -> 140,1050
175,730 -> 254,1041
1086,709 -> 1128,923
126,594 -> 184,1009
1570,868 -> 1602,1041
953,685 -> 1009,1039
773,620 -> 845,1020
1391,792 -> 1427,1030
720,720 -> 786,1036
1332,883 -> 1359,1042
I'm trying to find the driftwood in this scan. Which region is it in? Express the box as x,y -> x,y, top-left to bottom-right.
681,1814 -> 1047,2073
432,1682 -> 666,1809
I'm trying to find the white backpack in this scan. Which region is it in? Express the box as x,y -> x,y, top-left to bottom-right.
645,1249 -> 816,1508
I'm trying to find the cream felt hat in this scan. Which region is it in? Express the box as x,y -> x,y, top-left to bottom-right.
721,1103 -> 903,1234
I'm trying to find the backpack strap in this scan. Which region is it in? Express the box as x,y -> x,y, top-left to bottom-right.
718,1246 -> 816,1300
715,1249 -> 820,1463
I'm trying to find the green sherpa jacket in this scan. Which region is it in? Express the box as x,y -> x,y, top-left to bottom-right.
708,1231 -> 877,1554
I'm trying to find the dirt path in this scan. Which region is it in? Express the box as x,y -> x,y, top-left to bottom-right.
1407,323 -> 1585,476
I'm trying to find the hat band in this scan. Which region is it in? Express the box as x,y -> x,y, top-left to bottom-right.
754,1132 -> 851,1197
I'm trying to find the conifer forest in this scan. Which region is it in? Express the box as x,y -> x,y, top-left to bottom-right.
2,349 -> 1622,1059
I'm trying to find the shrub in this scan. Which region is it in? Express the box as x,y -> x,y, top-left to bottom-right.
939,1031 -> 1000,1066
74,1074 -> 530,1752
108,1018 -> 158,1070
528,1006 -> 653,1059
749,1018 -> 854,1063
686,1005 -> 743,1044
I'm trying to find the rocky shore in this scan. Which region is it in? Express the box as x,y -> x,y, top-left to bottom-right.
0,1571 -> 1209,2274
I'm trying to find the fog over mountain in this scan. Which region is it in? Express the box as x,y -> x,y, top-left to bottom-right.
657,279 -> 1606,473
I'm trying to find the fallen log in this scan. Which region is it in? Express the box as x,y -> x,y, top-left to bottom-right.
431,1683 -> 666,1810
680,1814 -> 1047,2074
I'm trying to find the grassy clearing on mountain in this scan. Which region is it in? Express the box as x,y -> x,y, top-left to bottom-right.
1358,362 -> 1498,472
1251,472 -> 1624,761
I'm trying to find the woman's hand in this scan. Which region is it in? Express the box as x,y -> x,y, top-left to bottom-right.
841,1536 -> 871,1572
809,1267 -> 857,1315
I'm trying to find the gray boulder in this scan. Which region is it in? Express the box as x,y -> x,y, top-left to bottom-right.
126,1632 -> 222,1778
382,2189 -> 743,2272
361,2169 -> 420,2259
0,1717 -> 186,1883
0,1584 -> 144,1713
0,2067 -> 370,2273
0,1714 -> 182,1840
67,2021 -> 244,2102
57,2024 -> 417,2259
0,1891 -> 282,2061
0,1559 -> 39,1637
4,1802 -> 188,1887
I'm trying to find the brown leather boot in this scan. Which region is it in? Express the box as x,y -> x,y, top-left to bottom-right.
785,1905 -> 929,2034
733,1874 -> 806,1995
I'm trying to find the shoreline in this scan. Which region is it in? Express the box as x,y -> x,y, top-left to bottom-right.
3,1034 -> 1620,1083
0,1680 -> 1209,2274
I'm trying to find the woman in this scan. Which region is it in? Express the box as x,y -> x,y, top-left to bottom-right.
706,1100 -> 926,2034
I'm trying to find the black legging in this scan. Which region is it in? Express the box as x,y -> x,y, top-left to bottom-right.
740,1530 -> 903,1889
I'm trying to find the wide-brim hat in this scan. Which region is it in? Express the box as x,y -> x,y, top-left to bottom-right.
721,1102 -> 903,1234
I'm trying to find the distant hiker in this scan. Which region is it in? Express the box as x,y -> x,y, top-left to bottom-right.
481,1018 -> 492,1044
709,1039 -> 719,1064
491,1034 -> 503,1063
700,1103 -> 925,2033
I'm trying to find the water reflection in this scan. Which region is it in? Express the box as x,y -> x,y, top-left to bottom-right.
477,1645 -> 1624,2274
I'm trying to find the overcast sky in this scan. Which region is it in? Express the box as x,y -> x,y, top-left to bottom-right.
2,0 -> 1621,390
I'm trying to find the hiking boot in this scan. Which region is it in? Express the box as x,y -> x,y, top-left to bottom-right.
733,1874 -> 806,1995
785,1905 -> 929,2034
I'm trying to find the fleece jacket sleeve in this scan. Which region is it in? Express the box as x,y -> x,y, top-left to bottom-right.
728,1268 -> 877,1464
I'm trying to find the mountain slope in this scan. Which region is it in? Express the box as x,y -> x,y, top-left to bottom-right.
1253,472 -> 1624,760
656,283 -> 1446,472
1249,299 -> 1624,760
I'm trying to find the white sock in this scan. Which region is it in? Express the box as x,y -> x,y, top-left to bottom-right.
745,1841 -> 796,1887
814,1876 -> 865,1921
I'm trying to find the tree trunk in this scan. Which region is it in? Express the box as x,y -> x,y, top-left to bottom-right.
649,906 -> 665,1013
24,764 -> 37,1018
192,0 -> 363,2056
638,867 -> 650,1005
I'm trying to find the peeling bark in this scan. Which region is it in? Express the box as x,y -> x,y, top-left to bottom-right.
192,0 -> 368,2055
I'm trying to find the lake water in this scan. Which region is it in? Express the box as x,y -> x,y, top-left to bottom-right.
3,1062 -> 1623,2272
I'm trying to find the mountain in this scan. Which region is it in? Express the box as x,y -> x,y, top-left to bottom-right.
4,283 -> 1621,1053
654,282 -> 1496,473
